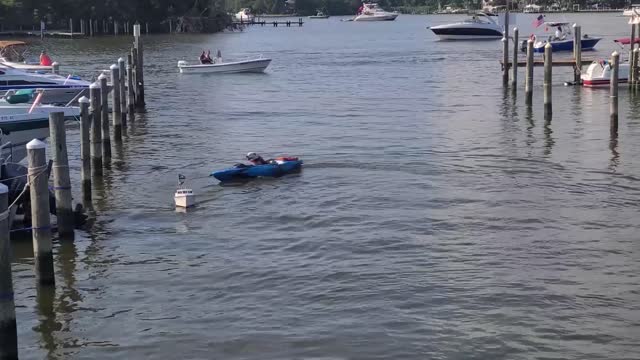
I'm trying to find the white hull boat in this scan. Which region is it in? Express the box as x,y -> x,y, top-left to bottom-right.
0,59 -> 53,72
0,64 -> 91,104
353,3 -> 398,21
177,58 -> 271,74
429,13 -> 503,40
236,8 -> 255,22
581,61 -> 630,87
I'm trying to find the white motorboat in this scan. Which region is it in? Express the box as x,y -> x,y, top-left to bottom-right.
0,100 -> 80,161
523,4 -> 542,13
0,64 -> 91,103
177,53 -> 271,74
309,10 -> 330,19
581,60 -> 630,87
0,41 -> 55,71
353,3 -> 398,21
235,8 -> 255,22
429,12 -> 503,40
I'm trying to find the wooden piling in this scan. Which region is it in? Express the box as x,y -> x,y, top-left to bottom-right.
133,24 -> 145,108
573,24 -> 582,84
27,139 -> 54,286
610,51 -> 619,134
543,43 -> 552,118
69,18 -> 73,37
52,62 -> 59,74
110,64 -> 123,142
118,58 -> 127,127
99,74 -> 111,162
525,39 -> 534,105
49,112 -> 74,240
80,19 -> 85,36
0,183 -> 17,360
146,22 -> 149,34
630,23 -> 635,87
89,83 -> 103,176
502,37 -> 509,85
169,19 -> 172,33
511,27 -> 518,89
634,49 -> 640,87
79,96 -> 91,202
89,19 -> 93,37
127,54 -> 135,117
130,48 -> 138,103
114,20 -> 119,36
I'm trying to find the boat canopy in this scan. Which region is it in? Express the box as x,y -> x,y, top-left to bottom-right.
0,41 -> 27,49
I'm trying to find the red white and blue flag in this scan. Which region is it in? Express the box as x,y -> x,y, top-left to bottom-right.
532,14 -> 545,28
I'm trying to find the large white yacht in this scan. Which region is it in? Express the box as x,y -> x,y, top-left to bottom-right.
428,12 -> 503,40
353,3 -> 399,21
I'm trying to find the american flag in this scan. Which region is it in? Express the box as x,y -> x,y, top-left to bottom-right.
532,14 -> 545,28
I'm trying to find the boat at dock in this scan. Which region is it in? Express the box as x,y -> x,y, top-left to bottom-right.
581,60 -> 630,87
177,54 -> 271,74
0,41 -> 55,71
353,3 -> 398,21
524,22 -> 601,53
623,4 -> 640,16
428,12 -> 502,40
0,64 -> 91,104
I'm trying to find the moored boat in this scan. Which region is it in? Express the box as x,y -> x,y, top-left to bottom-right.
521,22 -> 601,53
309,10 -> 330,19
581,60 -> 630,87
428,12 -> 502,40
235,8 -> 254,22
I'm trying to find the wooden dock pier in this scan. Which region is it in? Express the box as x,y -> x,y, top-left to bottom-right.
501,58 -> 594,69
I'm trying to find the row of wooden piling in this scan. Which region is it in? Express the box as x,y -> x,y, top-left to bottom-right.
71,19 -> 150,37
0,27 -> 145,360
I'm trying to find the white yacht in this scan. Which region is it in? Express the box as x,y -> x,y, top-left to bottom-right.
523,4 -> 543,13
623,4 -> 640,16
235,8 -> 254,22
353,3 -> 398,21
428,12 -> 503,40
0,64 -> 91,104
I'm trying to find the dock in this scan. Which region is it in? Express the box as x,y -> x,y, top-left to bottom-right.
501,59 -> 594,68
231,18 -> 304,27
0,31 -> 86,38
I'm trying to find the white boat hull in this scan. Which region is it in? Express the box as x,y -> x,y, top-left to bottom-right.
1,61 -> 53,71
178,59 -> 272,74
434,34 -> 502,40
354,13 -> 398,21
174,194 -> 196,208
581,62 -> 630,87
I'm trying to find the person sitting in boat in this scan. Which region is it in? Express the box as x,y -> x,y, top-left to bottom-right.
200,51 -> 213,64
39,50 -> 52,66
246,152 -> 271,165
554,26 -> 565,41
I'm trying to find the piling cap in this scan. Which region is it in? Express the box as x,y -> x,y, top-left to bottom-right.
26,139 -> 46,150
545,42 -> 552,49
98,73 -> 107,80
90,82 -> 100,89
110,64 -> 118,70
52,61 -> 59,66
79,96 -> 90,104
501,37 -> 507,42
513,26 -> 518,31
118,57 -> 125,63
0,183 -> 8,194
612,50 -> 619,57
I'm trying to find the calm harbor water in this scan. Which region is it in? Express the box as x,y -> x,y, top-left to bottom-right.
9,13 -> 640,359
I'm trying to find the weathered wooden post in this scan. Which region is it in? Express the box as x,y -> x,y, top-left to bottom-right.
169,19 -> 172,33
51,62 -> 59,74
80,19 -> 85,36
0,183 -> 17,360
49,112 -> 74,240
27,139 -> 54,286
130,48 -> 138,103
610,51 -> 620,134
502,37 -> 509,85
79,96 -> 91,202
543,43 -> 552,119
99,74 -> 111,162
118,58 -> 127,127
634,48 -> 640,87
114,20 -> 119,36
89,18 -> 93,37
525,39 -> 534,105
89,83 -> 103,176
110,64 -> 123,142
573,24 -> 582,84
145,22 -> 149,34
133,24 -> 145,108
511,27 -> 518,89
630,22 -> 635,87
127,54 -> 135,121
69,18 -> 73,35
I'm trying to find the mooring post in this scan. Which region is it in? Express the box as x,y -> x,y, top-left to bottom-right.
69,18 -> 73,36
630,23 -> 635,87
511,27 -> 518,89
89,83 -> 103,176
525,39 -> 534,105
0,183 -> 17,360
127,54 -> 135,117
611,51 -> 620,134
573,24 -> 582,84
110,64 -> 123,142
114,20 -> 118,36
89,19 -> 93,37
118,58 -> 127,127
634,49 -> 640,88
169,19 -> 172,33
133,24 -> 145,108
49,112 -> 74,240
543,43 -> 552,119
51,62 -> 59,74
502,37 -> 509,85
99,74 -> 111,162
79,97 -> 91,202
80,19 -> 85,36
130,48 -> 138,104
27,139 -> 54,286
145,22 -> 149,34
